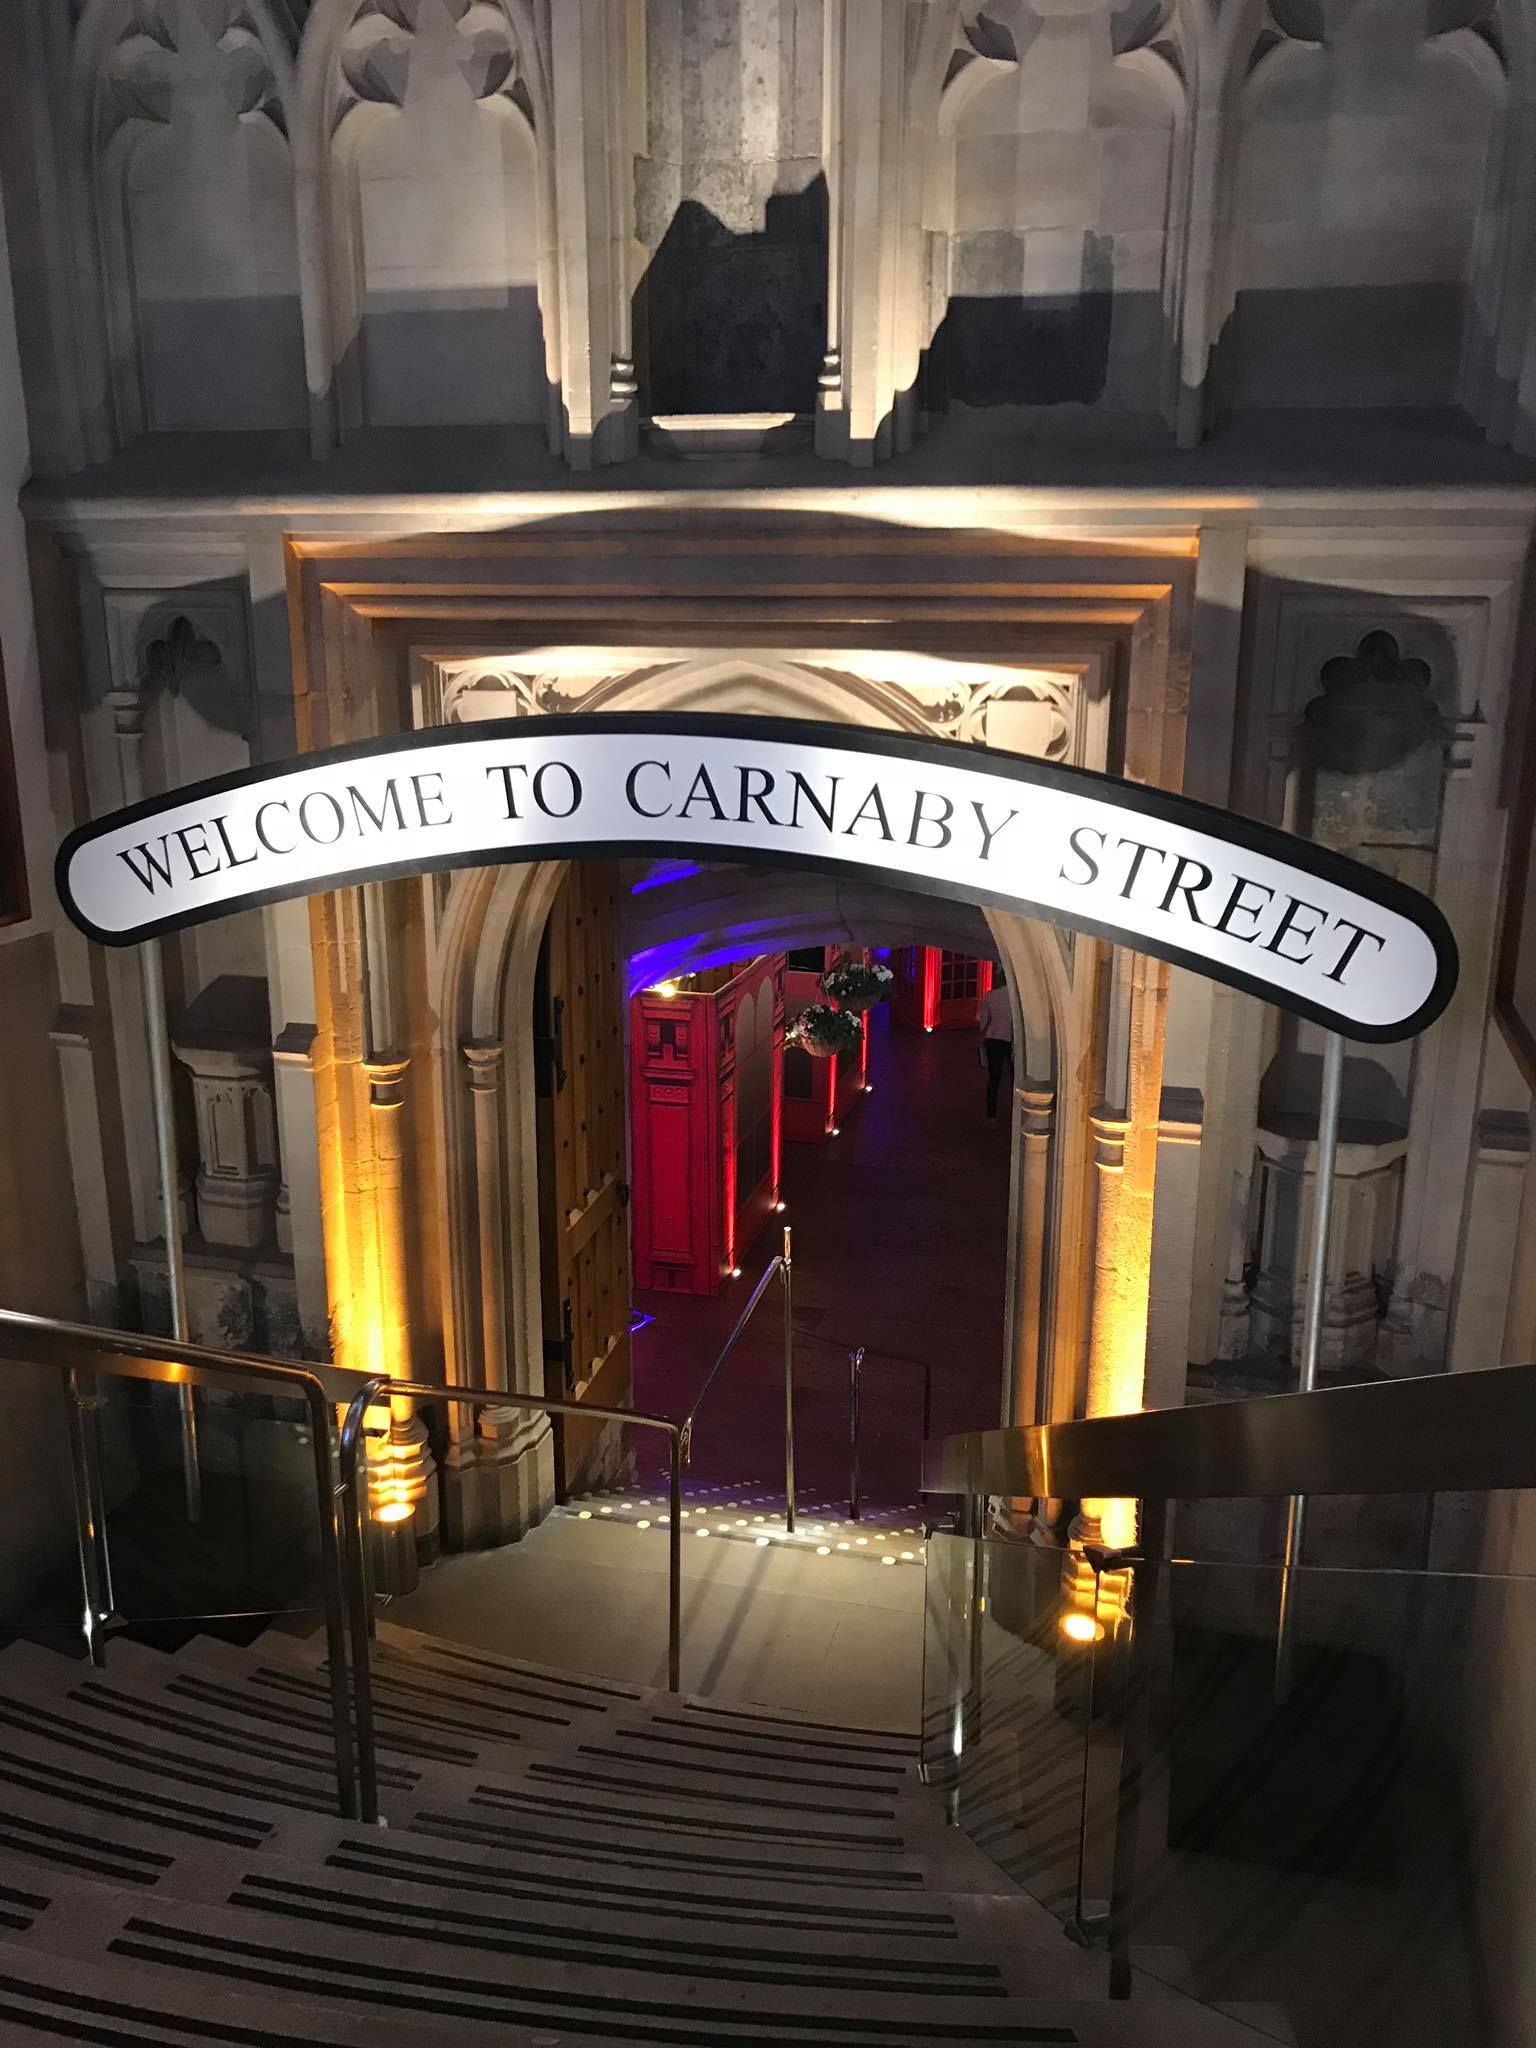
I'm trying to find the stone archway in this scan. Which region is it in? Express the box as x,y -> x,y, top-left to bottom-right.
429,657 -> 1082,1543
284,515 -> 1195,1549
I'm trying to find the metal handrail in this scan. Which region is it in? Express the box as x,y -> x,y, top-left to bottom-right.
847,1344 -> 933,1522
922,1360 -> 1536,2004
920,1355 -> 1536,1504
0,1309 -> 360,1820
679,1227 -> 797,1532
339,1374 -> 685,1825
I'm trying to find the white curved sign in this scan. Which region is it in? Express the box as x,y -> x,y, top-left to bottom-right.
56,714 -> 1456,1043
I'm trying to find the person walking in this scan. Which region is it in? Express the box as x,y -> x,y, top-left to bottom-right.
978,969 -> 1013,1121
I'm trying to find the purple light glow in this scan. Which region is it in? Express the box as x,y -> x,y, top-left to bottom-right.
629,860 -> 704,895
627,923 -> 793,995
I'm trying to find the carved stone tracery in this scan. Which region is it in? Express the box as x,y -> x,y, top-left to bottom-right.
431,651 -> 1079,760
334,0 -> 529,131
106,0 -> 288,142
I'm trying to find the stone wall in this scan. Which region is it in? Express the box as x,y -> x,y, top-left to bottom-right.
0,193 -> 84,1615
7,1 -> 1536,473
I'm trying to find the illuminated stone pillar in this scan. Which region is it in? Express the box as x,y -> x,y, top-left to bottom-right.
1012,1080 -> 1055,1427
1082,952 -> 1168,1550
993,1078 -> 1057,1550
440,1039 -> 554,1549
363,1052 -> 438,1558
464,1042 -> 509,1396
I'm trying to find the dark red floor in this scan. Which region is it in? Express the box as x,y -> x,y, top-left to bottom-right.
630,1006 -> 1012,1513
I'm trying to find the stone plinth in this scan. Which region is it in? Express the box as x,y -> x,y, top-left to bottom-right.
172,976 -> 279,1252
1248,1117 -> 1408,1379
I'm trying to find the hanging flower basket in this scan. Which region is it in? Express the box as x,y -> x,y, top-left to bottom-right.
788,1003 -> 864,1059
818,960 -> 894,1012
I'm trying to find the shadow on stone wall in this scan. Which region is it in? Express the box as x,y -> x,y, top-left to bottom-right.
634,178 -> 828,417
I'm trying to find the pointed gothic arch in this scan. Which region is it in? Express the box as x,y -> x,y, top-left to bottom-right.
426,653 -> 1079,1534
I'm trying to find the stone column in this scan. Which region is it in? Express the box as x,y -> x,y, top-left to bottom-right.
547,0 -> 635,466
104,689 -> 164,1243
438,1039 -> 555,1550
1081,952 -> 1168,1550
826,0 -> 916,462
1011,1079 -> 1055,1428
1451,1110 -> 1531,1369
463,1042 -> 509,1395
271,1022 -> 327,1351
1145,1088 -> 1204,1412
363,1053 -> 438,1557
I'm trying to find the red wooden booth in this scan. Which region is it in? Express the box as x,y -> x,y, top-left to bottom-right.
628,956 -> 784,1296
889,947 -> 993,1032
781,946 -> 872,1145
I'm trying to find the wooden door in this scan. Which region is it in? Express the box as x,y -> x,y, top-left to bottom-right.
533,861 -> 632,1498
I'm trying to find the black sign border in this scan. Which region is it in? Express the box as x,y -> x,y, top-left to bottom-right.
55,710 -> 1459,1045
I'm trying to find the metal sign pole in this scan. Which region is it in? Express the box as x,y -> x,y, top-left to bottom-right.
140,936 -> 202,1524
1275,1028 -> 1345,1701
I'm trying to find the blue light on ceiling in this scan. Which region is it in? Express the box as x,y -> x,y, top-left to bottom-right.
630,860 -> 704,895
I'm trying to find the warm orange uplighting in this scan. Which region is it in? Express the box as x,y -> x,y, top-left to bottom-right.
1060,1611 -> 1103,1644
652,979 -> 679,999
373,1500 -> 415,1525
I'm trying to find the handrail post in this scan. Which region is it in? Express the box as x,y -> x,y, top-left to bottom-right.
80,1376 -> 116,1623
1107,1497 -> 1167,2000
339,1378 -> 387,1825
848,1347 -> 863,1522
139,937 -> 201,1525
1276,1028 -> 1346,1703
63,1369 -> 112,1666
302,1377 -> 358,1822
781,1227 -> 796,1535
667,1430 -> 683,1692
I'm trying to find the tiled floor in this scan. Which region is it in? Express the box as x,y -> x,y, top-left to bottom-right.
629,1004 -> 1013,1512
388,1497 -> 927,1730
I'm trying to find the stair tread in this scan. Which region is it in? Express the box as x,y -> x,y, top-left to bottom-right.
0,1869 -> 1294,2047
0,1622 -> 1291,2048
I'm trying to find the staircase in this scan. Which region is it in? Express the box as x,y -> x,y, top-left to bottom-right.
0,1618 -> 1298,2046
